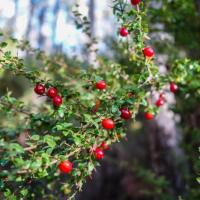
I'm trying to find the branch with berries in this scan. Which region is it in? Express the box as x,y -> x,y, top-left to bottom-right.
0,1 -> 200,199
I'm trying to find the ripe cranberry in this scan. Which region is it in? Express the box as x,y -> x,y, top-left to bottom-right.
53,95 -> 62,107
131,0 -> 141,5
156,98 -> 165,107
47,87 -> 58,98
95,80 -> 106,90
144,112 -> 154,120
95,148 -> 104,160
120,108 -> 132,120
101,141 -> 109,150
143,47 -> 154,58
119,27 -> 129,37
101,118 -> 115,130
170,82 -> 178,93
59,160 -> 72,174
34,84 -> 45,95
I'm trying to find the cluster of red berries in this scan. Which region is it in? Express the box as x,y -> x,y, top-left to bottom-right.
34,84 -> 63,107
52,77 -> 179,174
35,0 -> 181,177
58,141 -> 109,174
100,109 -> 132,129
96,80 -> 158,122
94,141 -> 109,160
119,28 -> 155,58
155,83 -> 178,107
156,93 -> 165,107
118,2 -> 155,59
95,83 -> 132,160
144,83 -> 178,120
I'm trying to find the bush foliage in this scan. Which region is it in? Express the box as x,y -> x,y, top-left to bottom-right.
0,1 -> 200,199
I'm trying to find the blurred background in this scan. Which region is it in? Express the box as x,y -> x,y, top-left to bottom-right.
0,0 -> 116,57
1,0 -> 200,200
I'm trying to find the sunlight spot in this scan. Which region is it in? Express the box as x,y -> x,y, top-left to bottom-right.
0,0 -> 15,18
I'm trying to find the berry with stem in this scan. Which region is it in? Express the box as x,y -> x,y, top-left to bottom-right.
59,160 -> 72,174
170,82 -> 178,93
95,148 -> 104,160
95,80 -> 106,90
100,141 -> 109,150
144,112 -> 154,120
119,27 -> 129,37
53,95 -> 63,107
101,118 -> 115,130
47,87 -> 58,98
159,92 -> 165,99
156,98 -> 165,107
143,47 -> 154,58
120,107 -> 132,120
34,84 -> 45,95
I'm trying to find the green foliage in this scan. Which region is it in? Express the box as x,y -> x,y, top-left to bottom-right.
0,1 -> 200,199
149,0 -> 200,57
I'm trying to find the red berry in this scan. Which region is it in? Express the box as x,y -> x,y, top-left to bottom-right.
59,160 -> 72,174
120,107 -> 132,120
144,112 -> 154,120
34,84 -> 45,95
47,87 -> 58,98
170,82 -> 178,93
119,27 -> 129,37
159,92 -> 165,99
101,118 -> 115,130
156,98 -> 165,107
52,95 -> 62,107
95,148 -> 104,160
95,80 -> 106,90
143,47 -> 154,58
131,0 -> 141,5
101,141 -> 109,150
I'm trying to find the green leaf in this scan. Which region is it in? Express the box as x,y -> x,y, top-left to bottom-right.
20,188 -> 28,197
56,123 -> 73,131
58,107 -> 65,118
4,51 -> 12,59
37,169 -> 48,178
43,135 -> 56,148
0,42 -> 8,48
30,160 -> 42,170
0,179 -> 4,188
196,177 -> 200,184
31,135 -> 40,141
111,105 -> 118,113
8,143 -> 24,154
0,159 -> 8,166
88,162 -> 95,174
73,135 -> 81,145
140,99 -> 148,106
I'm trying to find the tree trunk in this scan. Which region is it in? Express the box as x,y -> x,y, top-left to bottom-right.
88,0 -> 95,37
25,0 -> 35,39
52,0 -> 60,49
37,3 -> 47,48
